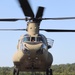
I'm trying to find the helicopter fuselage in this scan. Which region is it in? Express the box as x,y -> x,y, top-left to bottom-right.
13,22 -> 53,72
13,33 -> 53,72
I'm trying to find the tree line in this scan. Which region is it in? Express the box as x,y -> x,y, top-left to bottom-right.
0,63 -> 75,75
52,63 -> 75,75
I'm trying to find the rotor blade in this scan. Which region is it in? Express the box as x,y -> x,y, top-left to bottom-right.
19,0 -> 34,17
0,29 -> 26,31
41,17 -> 75,20
36,7 -> 44,18
35,6 -> 44,22
0,19 -> 19,21
40,29 -> 75,32
0,17 -> 75,21
0,18 -> 31,21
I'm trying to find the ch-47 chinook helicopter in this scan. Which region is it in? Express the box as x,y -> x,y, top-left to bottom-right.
1,0 -> 75,75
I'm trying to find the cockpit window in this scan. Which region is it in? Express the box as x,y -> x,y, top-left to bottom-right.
31,36 -> 43,42
23,37 -> 30,42
31,37 -> 35,42
37,37 -> 42,42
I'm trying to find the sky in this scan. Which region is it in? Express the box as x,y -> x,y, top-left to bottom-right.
0,0 -> 75,67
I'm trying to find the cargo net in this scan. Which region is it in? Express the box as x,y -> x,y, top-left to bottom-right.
47,38 -> 54,48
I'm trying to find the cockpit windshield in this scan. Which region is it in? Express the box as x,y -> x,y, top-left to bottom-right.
18,34 -> 49,50
22,36 -> 42,42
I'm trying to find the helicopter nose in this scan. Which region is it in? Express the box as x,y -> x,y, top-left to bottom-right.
24,42 -> 43,51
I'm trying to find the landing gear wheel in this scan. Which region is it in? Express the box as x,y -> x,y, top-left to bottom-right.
13,67 -> 19,75
46,68 -> 53,75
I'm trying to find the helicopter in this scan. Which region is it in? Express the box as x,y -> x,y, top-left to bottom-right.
1,0 -> 75,75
